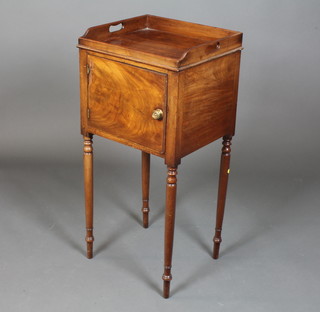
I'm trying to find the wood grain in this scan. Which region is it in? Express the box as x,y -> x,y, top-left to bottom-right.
78,15 -> 242,70
87,54 -> 167,154
79,49 -> 88,136
164,71 -> 181,167
179,52 -> 240,157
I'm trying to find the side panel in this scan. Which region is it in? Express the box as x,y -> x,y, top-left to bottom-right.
179,52 -> 241,157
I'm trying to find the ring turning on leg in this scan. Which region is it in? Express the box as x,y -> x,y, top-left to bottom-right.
141,152 -> 150,228
83,135 -> 94,259
213,135 -> 232,259
163,167 -> 178,298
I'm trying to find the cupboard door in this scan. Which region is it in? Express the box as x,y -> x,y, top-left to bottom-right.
87,55 -> 167,154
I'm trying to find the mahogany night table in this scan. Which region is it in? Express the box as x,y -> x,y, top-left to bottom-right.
77,15 -> 243,298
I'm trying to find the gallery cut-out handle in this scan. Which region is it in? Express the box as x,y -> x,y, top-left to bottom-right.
109,23 -> 123,32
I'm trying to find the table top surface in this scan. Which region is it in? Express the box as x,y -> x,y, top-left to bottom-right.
78,15 -> 243,70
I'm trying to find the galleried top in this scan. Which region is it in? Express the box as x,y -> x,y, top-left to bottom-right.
78,15 -> 242,71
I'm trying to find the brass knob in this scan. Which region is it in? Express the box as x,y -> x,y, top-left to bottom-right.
152,108 -> 163,120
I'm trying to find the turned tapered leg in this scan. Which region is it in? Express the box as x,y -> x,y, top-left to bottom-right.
162,167 -> 178,298
83,135 -> 94,259
141,152 -> 150,228
213,135 -> 232,259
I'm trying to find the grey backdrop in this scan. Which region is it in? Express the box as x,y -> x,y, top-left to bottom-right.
2,0 -> 320,174
1,1 -> 320,311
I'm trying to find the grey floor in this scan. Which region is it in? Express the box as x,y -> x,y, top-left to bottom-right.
1,152 -> 319,312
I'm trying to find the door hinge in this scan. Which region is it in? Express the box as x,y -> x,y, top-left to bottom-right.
86,64 -> 91,75
87,108 -> 90,119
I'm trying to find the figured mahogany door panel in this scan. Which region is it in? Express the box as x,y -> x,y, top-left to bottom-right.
179,52 -> 241,157
86,54 -> 167,154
